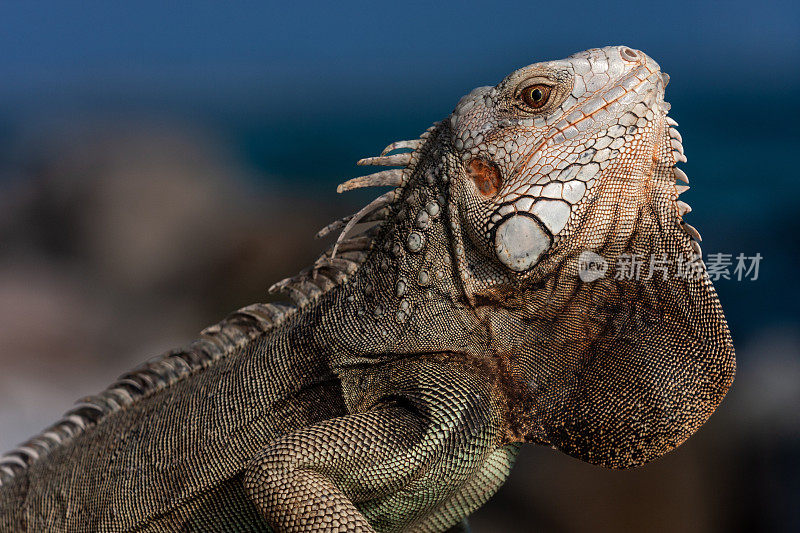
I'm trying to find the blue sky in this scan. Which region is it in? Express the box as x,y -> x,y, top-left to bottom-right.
0,1 -> 797,109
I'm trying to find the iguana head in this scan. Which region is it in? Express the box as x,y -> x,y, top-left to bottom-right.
319,46 -> 734,469
448,46 -> 671,285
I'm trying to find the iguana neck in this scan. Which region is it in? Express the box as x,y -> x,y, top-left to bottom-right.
283,129 -> 493,411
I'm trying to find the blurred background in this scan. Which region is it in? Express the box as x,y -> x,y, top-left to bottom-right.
0,1 -> 798,531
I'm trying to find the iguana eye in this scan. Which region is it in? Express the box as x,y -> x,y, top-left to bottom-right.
521,84 -> 552,109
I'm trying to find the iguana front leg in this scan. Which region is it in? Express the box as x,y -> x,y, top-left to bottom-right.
408,444 -> 519,533
243,361 -> 502,532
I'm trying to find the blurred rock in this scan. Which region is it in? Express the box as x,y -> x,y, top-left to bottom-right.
0,122 -> 338,452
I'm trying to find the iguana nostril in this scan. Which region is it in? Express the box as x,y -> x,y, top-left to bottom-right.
466,157 -> 502,197
620,47 -> 639,61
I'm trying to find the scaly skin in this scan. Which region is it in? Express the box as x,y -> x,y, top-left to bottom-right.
0,46 -> 734,532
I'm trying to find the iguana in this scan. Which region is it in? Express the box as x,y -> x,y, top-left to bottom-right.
0,46 -> 735,532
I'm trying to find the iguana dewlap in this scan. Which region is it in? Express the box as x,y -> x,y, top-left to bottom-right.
0,46 -> 735,533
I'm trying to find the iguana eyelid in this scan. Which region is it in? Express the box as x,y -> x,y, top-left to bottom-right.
513,77 -> 554,97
